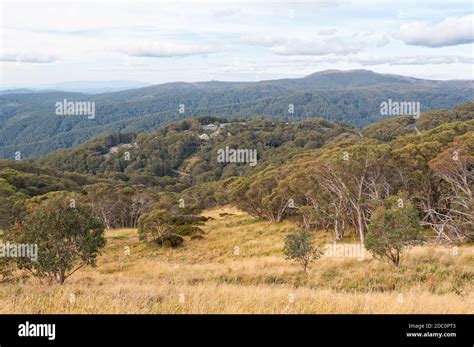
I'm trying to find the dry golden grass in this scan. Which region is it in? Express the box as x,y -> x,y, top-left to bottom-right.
0,206 -> 472,314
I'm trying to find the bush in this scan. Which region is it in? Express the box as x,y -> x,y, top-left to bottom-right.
365,194 -> 423,267
283,229 -> 321,274
137,208 -> 206,248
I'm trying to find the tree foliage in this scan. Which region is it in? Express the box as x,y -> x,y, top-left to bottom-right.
137,203 -> 206,248
3,193 -> 106,284
283,229 -> 321,274
365,194 -> 423,266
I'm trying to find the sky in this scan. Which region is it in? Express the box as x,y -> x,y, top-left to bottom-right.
0,0 -> 473,87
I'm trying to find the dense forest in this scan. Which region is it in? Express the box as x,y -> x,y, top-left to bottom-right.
36,117 -> 356,188
0,101 -> 472,247
0,69 -> 472,158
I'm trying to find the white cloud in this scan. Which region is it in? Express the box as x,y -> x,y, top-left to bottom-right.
1,1 -> 472,85
117,41 -> 217,58
398,15 -> 474,47
0,50 -> 58,64
241,31 -> 390,56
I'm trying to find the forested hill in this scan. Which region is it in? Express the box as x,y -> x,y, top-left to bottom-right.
36,117 -> 357,188
1,69 -> 472,159
1,102 -> 472,243
34,101 -> 473,190
362,101 -> 474,141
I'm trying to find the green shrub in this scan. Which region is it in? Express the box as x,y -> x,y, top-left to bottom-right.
137,209 -> 206,248
365,194 -> 423,267
283,229 -> 321,274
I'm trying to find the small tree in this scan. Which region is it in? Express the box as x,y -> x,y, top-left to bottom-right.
283,229 -> 321,274
5,194 -> 106,284
365,194 -> 423,267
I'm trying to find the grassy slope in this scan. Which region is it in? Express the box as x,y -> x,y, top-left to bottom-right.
0,206 -> 472,313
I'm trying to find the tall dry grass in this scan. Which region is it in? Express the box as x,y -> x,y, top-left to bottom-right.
0,206 -> 472,313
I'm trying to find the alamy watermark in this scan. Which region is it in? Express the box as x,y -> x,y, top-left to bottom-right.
217,146 -> 257,167
323,242 -> 365,261
0,242 -> 38,262
18,321 -> 55,341
55,99 -> 95,119
380,99 -> 420,119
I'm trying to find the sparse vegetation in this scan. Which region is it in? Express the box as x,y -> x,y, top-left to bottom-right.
0,207 -> 471,313
0,102 -> 471,313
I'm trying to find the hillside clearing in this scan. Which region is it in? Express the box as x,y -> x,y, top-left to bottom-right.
0,206 -> 472,314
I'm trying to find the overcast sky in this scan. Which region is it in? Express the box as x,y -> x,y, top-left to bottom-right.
1,0 -> 473,87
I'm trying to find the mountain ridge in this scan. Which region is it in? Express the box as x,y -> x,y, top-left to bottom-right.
0,69 -> 472,159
